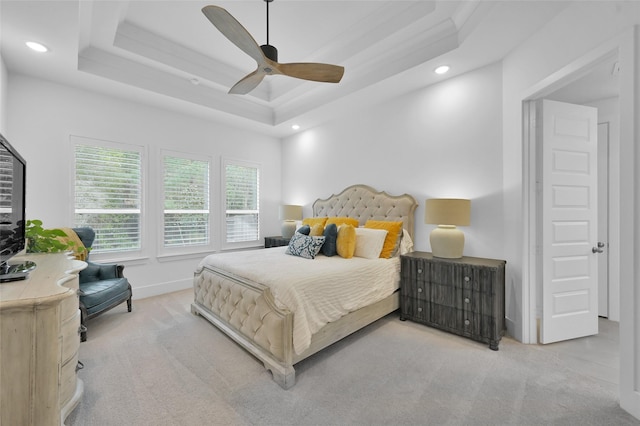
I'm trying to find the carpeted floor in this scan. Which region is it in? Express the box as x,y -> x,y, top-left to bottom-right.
67,289 -> 639,426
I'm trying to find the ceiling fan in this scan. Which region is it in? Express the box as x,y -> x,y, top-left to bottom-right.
202,1 -> 345,95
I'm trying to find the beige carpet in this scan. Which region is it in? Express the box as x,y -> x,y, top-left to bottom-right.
67,289 -> 639,426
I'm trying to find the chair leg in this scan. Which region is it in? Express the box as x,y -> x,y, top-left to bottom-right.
79,303 -> 88,342
127,297 -> 132,312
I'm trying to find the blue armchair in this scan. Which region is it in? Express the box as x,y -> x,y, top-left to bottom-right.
72,227 -> 132,341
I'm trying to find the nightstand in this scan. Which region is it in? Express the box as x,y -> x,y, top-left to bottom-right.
399,251 -> 506,350
264,236 -> 290,248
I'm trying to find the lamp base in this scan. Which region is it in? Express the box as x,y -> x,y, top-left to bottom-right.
430,225 -> 465,259
281,220 -> 297,239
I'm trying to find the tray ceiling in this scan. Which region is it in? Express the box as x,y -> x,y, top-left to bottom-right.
2,1 -> 582,136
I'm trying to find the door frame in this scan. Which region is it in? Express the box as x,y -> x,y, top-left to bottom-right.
522,45 -> 620,343
520,28 -> 638,419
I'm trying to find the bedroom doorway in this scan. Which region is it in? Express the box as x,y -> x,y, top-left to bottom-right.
519,27 -> 639,422
523,48 -> 621,345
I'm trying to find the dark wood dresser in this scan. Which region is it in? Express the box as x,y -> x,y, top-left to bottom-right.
400,251 -> 506,350
264,236 -> 290,248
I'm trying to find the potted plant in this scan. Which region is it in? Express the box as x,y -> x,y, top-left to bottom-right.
25,219 -> 77,253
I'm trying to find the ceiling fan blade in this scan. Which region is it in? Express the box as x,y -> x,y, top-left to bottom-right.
202,5 -> 265,64
275,62 -> 345,83
229,69 -> 267,95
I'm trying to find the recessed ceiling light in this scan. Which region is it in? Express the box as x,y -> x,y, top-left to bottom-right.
291,124 -> 300,130
434,65 -> 450,75
26,41 -> 48,53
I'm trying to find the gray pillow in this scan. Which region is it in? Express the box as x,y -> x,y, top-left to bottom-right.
322,223 -> 338,256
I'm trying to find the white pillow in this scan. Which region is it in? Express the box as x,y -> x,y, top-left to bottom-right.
354,227 -> 388,259
400,229 -> 414,255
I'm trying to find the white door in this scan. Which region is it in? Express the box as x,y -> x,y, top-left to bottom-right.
538,99 -> 599,344
597,122 -> 609,317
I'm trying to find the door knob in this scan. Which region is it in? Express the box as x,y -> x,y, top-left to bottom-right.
592,242 -> 605,253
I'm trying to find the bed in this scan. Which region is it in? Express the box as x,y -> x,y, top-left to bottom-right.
191,184 -> 417,388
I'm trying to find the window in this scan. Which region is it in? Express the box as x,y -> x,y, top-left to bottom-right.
73,138 -> 142,253
223,159 -> 260,244
162,153 -> 210,248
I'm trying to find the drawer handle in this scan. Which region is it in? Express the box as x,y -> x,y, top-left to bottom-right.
464,276 -> 470,282
417,307 -> 423,312
464,319 -> 470,326
417,287 -> 423,293
417,268 -> 423,274
464,297 -> 470,304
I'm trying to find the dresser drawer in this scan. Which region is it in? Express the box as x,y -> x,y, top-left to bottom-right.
60,287 -> 80,322
61,310 -> 81,364
60,352 -> 79,407
400,296 -> 430,322
400,256 -> 431,282
400,278 -> 430,301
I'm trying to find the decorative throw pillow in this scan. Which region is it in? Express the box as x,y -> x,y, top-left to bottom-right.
285,232 -> 325,259
354,227 -> 388,259
296,224 -> 311,235
321,223 -> 338,256
400,229 -> 414,255
302,217 -> 328,227
309,223 -> 324,236
364,220 -> 404,258
326,216 -> 359,228
336,224 -> 356,259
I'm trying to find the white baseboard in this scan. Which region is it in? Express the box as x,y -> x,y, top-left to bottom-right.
131,278 -> 192,300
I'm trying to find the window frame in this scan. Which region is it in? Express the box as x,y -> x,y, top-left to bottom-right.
70,135 -> 146,262
158,149 -> 214,257
221,157 -> 261,250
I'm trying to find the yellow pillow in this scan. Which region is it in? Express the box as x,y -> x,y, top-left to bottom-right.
326,217 -> 359,228
309,223 -> 324,236
365,220 -> 404,258
302,217 -> 328,227
336,224 -> 356,259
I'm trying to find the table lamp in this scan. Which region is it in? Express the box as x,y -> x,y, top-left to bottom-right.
425,198 -> 471,259
279,204 -> 302,239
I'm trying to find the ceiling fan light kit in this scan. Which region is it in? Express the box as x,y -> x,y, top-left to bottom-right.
202,0 -> 344,95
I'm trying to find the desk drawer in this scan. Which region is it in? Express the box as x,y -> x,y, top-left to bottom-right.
60,352 -> 79,406
60,288 -> 79,322
61,310 -> 80,364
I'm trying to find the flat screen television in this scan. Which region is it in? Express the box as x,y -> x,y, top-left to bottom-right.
0,133 -> 32,282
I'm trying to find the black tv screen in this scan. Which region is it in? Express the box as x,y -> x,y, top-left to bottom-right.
0,133 -> 27,269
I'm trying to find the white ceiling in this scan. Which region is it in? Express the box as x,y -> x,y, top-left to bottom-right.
1,1 -> 614,137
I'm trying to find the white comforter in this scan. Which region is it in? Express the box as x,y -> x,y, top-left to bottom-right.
198,247 -> 401,355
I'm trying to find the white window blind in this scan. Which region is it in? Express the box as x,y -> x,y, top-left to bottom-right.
224,160 -> 259,243
74,142 -> 142,253
163,154 -> 210,247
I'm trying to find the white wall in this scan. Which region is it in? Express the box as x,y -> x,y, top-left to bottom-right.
7,74 -> 282,298
589,96 -> 621,322
283,62 -> 504,260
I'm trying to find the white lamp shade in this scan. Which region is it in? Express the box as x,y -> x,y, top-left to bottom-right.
425,198 -> 470,226
279,205 -> 303,221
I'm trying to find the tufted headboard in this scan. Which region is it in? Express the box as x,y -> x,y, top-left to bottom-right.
312,184 -> 418,240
